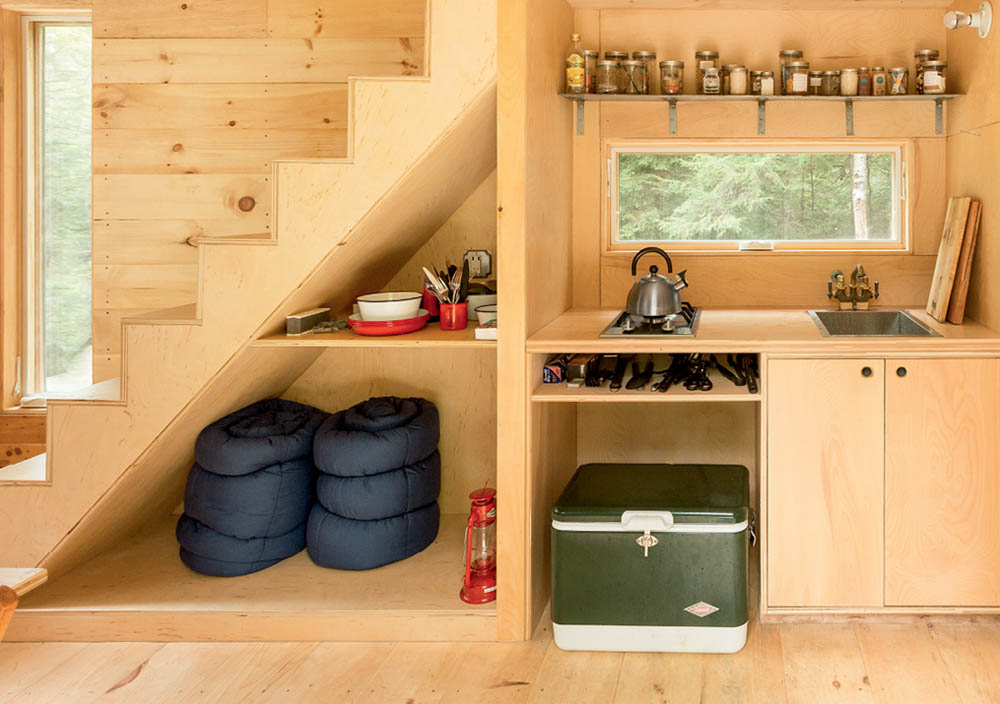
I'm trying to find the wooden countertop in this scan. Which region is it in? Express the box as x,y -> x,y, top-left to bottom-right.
526,308 -> 1000,354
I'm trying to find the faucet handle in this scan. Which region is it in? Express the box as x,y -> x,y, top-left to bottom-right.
827,281 -> 834,299
874,281 -> 880,299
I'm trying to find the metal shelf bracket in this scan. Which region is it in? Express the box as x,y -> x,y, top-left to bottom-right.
668,98 -> 678,136
757,99 -> 767,136
576,99 -> 585,135
845,99 -> 855,136
936,98 -> 945,135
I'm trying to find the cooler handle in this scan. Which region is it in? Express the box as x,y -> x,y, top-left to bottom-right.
621,510 -> 675,532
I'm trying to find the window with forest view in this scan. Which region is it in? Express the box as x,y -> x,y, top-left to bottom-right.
613,146 -> 903,249
25,21 -> 92,396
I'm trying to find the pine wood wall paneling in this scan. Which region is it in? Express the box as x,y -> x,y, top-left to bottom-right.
95,174 -> 271,221
267,0 -> 426,39
93,0 -> 267,38
95,38 -> 425,84
93,84 -> 349,130
0,415 -> 45,468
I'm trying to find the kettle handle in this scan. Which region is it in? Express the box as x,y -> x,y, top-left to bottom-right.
631,246 -> 673,276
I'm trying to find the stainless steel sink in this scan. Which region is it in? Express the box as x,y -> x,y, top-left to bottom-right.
808,310 -> 941,337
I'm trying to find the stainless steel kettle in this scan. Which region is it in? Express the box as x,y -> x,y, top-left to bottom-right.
626,247 -> 688,321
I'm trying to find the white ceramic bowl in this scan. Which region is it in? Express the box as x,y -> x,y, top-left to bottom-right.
466,294 -> 498,321
475,304 -> 497,325
356,292 -> 422,321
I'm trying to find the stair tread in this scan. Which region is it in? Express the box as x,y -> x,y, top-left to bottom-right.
0,568 -> 47,596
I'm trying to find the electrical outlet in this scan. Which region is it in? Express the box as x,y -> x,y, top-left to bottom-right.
464,249 -> 493,278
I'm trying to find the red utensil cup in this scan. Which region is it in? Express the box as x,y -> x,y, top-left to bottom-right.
439,302 -> 468,331
422,287 -> 440,320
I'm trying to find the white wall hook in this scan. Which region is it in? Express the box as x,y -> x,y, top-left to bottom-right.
944,1 -> 993,38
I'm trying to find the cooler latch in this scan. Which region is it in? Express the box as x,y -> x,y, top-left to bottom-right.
636,530 -> 659,557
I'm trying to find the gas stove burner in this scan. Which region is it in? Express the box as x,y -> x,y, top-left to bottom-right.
600,303 -> 700,338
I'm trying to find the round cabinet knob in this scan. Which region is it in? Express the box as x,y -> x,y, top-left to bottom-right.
862,366 -> 873,377
897,367 -> 907,377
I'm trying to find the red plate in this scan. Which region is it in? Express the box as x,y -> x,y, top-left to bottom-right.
347,309 -> 430,336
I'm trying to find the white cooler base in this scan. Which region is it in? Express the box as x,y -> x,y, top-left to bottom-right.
553,622 -> 748,653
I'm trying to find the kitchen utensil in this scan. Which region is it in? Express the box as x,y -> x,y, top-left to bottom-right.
609,355 -> 633,392
684,356 -> 713,392
585,354 -> 605,387
459,259 -> 470,303
626,247 -> 689,322
475,304 -> 497,325
439,302 -> 468,331
356,292 -> 422,321
347,310 -> 430,336
927,196 -> 973,322
422,287 -> 441,320
423,268 -> 450,303
626,356 -> 654,390
947,200 -> 982,324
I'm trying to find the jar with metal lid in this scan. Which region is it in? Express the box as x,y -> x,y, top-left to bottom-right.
779,50 -> 804,95
584,50 -> 599,94
858,67 -> 872,96
921,60 -> 947,94
820,70 -> 839,96
622,60 -> 643,95
695,50 -> 719,94
632,51 -> 656,94
659,60 -> 684,95
872,66 -> 887,96
703,67 -> 721,95
751,70 -> 762,95
604,51 -> 628,92
786,61 -> 810,96
596,60 -> 619,94
808,70 -> 824,96
729,65 -> 748,95
889,67 -> 908,95
840,68 -> 859,96
914,49 -> 940,94
759,70 -> 775,96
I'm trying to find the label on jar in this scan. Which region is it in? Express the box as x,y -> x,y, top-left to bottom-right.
699,60 -> 715,70
704,75 -> 721,93
924,70 -> 941,88
792,73 -> 808,92
810,76 -> 822,87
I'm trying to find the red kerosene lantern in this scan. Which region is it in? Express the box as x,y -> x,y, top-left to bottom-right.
460,487 -> 497,604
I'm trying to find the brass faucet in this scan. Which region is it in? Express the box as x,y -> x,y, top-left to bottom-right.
827,265 -> 880,310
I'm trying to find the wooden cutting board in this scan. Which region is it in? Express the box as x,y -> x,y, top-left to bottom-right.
946,201 -> 982,325
927,196 -> 972,322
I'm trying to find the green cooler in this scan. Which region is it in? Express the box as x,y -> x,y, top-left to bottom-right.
551,463 -> 752,653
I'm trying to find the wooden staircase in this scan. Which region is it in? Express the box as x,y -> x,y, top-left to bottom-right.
1,0 -> 497,640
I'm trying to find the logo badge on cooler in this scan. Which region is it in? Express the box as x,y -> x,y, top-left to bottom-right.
684,601 -> 720,618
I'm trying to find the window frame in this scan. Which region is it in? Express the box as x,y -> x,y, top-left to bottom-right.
604,139 -> 911,255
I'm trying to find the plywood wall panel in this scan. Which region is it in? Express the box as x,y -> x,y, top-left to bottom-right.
268,0 -> 426,39
93,84 -> 349,130
95,38 -> 424,84
95,129 -> 348,174
94,0 -> 267,38
94,265 -> 200,310
95,174 -> 271,222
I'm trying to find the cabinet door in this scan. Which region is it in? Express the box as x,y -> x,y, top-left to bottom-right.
885,358 -> 1000,606
767,359 -> 885,608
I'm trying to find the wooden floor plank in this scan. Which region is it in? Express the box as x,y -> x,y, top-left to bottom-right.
0,642 -> 87,698
780,624 -> 876,703
854,623 -> 961,704
928,620 -> 1000,704
351,642 -> 470,704
11,643 -> 163,703
527,644 -> 623,704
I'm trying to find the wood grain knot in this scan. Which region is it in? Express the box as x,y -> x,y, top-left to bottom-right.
228,120 -> 236,126
238,196 -> 256,212
180,3 -> 188,8
171,143 -> 183,152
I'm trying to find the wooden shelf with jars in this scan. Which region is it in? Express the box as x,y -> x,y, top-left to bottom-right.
558,93 -> 962,136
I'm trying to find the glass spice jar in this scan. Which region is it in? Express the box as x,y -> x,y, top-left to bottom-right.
621,60 -> 643,94
695,50 -> 719,94
840,68 -> 859,96
604,51 -> 628,92
808,70 -> 824,96
632,51 -> 656,94
720,64 -> 740,95
889,67 -> 909,95
759,70 -> 775,96
703,67 -> 721,94
821,70 -> 839,96
659,60 -> 684,95
858,67 -> 872,96
921,60 -> 948,94
914,49 -> 940,94
583,50 -> 599,94
729,65 -> 748,95
872,66 -> 887,96
779,50 -> 804,95
786,61 -> 810,96
596,60 -> 619,94
751,70 -> 762,95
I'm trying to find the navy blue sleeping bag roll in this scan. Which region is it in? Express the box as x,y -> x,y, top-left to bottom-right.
315,451 -> 441,521
176,514 -> 306,564
183,459 -> 314,540
305,501 -> 440,570
313,397 -> 439,477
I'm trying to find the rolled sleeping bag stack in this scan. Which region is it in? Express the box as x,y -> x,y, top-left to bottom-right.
308,396 -> 441,570
177,398 -> 327,577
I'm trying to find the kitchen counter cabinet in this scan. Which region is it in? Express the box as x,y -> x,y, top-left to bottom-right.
885,358 -> 1000,607
767,358 -> 885,608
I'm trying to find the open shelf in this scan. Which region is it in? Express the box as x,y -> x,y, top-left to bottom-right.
253,322 -> 496,349
532,366 -> 759,403
9,513 -> 495,642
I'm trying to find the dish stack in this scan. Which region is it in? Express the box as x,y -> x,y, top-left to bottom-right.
348,292 -> 430,336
